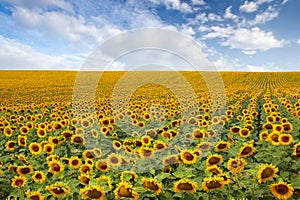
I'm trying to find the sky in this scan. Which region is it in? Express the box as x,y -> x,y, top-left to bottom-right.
0,0 -> 300,71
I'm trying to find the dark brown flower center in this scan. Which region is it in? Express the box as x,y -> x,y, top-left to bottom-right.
206,181 -> 222,189
86,189 -> 102,198
52,188 -> 65,194
72,160 -> 79,166
183,152 -> 194,161
217,143 -> 227,149
178,182 -> 193,190
21,168 -> 30,174
261,168 -> 274,179
241,147 -> 252,155
275,184 -> 289,194
209,157 -> 220,165
52,163 -> 61,172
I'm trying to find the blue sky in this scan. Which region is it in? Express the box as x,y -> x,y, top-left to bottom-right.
0,0 -> 299,71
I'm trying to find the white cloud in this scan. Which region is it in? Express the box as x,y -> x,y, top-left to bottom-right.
208,13 -> 222,21
191,0 -> 205,5
282,0 -> 288,4
150,0 -> 193,13
12,7 -> 121,43
297,39 -> 300,44
180,25 -> 195,37
221,27 -> 284,53
2,0 -> 74,12
202,26 -> 234,39
240,1 -> 258,13
224,6 -> 238,21
0,35 -> 81,69
247,64 -> 268,72
240,0 -> 273,13
248,8 -> 279,25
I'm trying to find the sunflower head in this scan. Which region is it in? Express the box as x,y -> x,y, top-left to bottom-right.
202,176 -> 224,192
114,181 -> 139,200
257,164 -> 278,183
180,150 -> 197,165
80,185 -> 105,200
11,176 -> 27,188
46,182 -> 70,198
142,177 -> 163,195
238,143 -> 255,158
174,178 -> 198,193
32,171 -> 46,183
270,182 -> 294,200
206,154 -> 223,166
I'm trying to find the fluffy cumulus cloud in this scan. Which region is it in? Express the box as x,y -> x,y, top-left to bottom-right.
240,0 -> 274,13
12,7 -> 121,43
221,27 -> 284,54
224,6 -> 238,21
0,35 -> 81,69
150,0 -> 193,13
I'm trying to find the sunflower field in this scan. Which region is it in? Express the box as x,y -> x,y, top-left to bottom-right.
0,71 -> 300,200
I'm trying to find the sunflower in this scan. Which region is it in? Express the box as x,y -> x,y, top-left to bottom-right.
46,154 -> 59,163
91,129 -> 99,139
80,119 -> 91,129
83,150 -> 97,160
69,156 -> 82,169
180,149 -> 197,164
25,190 -> 45,200
11,176 -> 26,188
5,140 -> 16,151
96,160 -> 110,172
32,171 -> 46,183
107,153 -> 122,167
4,127 -> 13,137
79,163 -> 93,174
227,157 -> 247,173
29,142 -> 43,155
48,160 -> 64,175
18,155 -> 29,165
93,148 -> 102,158
218,173 -> 230,185
140,147 -> 155,159
162,155 -> 178,166
78,174 -> 91,186
80,185 -> 105,200
292,142 -> 300,156
206,154 -> 223,166
46,182 -> 70,198
85,158 -> 94,166
113,140 -> 122,150
193,128 -> 205,140
202,176 -> 224,192
43,143 -> 54,154
142,177 -> 163,195
114,181 -> 139,200
230,126 -> 241,134
282,123 -> 293,133
20,126 -> 29,135
153,140 -> 167,152
141,135 -> 151,146
263,123 -> 273,131
270,182 -> 294,200
273,124 -> 283,132
71,134 -> 85,145
257,164 -> 278,183
259,131 -> 269,141
239,128 -> 251,138
268,132 -> 281,146
279,134 -> 293,146
174,178 -> 198,193
37,128 -> 47,138
120,171 -> 138,183
17,135 -> 27,146
215,141 -> 230,152
17,166 -> 33,176
48,136 -> 60,146
206,165 -> 223,176
238,143 -> 255,158
198,141 -> 212,152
